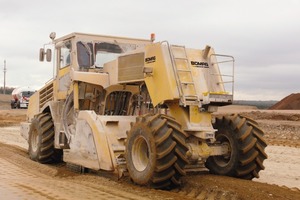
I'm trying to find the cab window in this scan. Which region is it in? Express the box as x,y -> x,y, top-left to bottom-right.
94,42 -> 123,68
77,41 -> 94,69
59,41 -> 71,68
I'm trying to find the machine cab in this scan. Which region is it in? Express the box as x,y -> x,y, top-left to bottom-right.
39,32 -> 153,100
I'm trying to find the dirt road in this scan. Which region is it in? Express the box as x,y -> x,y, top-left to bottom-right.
0,107 -> 300,199
0,142 -> 171,200
0,138 -> 299,200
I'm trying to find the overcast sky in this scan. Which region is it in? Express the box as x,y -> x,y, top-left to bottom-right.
0,0 -> 299,100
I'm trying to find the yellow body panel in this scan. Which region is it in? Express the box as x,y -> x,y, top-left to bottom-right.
54,66 -> 71,100
70,70 -> 109,88
73,82 -> 79,110
144,43 -> 179,106
189,106 -> 211,125
168,103 -> 215,141
189,106 -> 214,138
26,92 -> 40,122
187,48 -> 226,98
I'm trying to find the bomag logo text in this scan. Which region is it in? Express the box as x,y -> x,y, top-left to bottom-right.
145,56 -> 156,63
191,61 -> 209,68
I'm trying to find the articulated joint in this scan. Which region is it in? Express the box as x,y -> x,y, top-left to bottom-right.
186,142 -> 229,162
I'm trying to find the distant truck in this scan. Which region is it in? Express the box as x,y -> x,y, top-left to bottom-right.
11,87 -> 35,109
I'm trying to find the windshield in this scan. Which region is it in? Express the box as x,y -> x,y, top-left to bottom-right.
95,52 -> 119,68
22,91 -> 34,98
94,42 -> 123,68
77,41 -> 139,69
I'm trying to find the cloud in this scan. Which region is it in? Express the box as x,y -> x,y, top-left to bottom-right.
0,0 -> 299,100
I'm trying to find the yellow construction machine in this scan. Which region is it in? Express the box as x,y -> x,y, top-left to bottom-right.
21,32 -> 267,189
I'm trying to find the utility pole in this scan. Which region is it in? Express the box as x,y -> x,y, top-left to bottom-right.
3,60 -> 6,94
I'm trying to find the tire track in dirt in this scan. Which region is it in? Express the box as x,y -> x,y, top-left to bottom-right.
1,121 -> 300,199
0,143 -> 163,200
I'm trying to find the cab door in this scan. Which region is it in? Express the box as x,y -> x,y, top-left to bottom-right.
54,40 -> 72,100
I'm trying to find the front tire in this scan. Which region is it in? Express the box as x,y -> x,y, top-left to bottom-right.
205,114 -> 268,179
125,114 -> 188,189
28,113 -> 62,163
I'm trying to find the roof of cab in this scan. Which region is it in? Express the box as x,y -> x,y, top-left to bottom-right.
53,32 -> 152,45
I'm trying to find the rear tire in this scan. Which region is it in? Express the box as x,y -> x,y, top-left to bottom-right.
28,113 -> 62,163
16,101 -> 20,109
205,114 -> 267,179
125,114 -> 188,189
11,101 -> 15,109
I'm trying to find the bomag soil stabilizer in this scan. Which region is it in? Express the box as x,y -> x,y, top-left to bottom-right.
21,32 -> 267,189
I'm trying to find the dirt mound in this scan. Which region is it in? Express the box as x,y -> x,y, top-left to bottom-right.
241,111 -> 300,121
270,93 -> 300,110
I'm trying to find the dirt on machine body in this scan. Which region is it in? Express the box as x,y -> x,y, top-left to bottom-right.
20,32 -> 267,189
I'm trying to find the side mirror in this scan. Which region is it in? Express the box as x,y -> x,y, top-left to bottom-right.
46,49 -> 52,62
39,48 -> 45,62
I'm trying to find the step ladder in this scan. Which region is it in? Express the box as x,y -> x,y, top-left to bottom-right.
169,45 -> 199,107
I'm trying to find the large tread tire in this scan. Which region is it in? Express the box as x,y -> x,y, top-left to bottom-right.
28,113 -> 62,164
205,114 -> 267,179
125,114 -> 189,189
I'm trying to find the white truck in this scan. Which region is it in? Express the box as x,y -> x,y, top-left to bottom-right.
11,87 -> 35,109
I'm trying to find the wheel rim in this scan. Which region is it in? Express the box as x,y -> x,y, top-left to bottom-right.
132,135 -> 150,172
31,128 -> 39,152
213,133 -> 232,167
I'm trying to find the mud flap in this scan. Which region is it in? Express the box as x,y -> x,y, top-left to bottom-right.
63,111 -> 115,171
63,119 -> 101,170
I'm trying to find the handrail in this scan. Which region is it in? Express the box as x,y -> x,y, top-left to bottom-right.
209,54 -> 235,97
161,41 -> 183,99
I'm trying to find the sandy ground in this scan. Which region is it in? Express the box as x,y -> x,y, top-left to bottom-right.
0,104 -> 300,199
254,146 -> 300,189
1,125 -> 299,191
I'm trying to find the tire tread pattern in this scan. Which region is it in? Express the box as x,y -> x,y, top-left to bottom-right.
29,113 -> 62,164
126,114 -> 188,189
206,114 -> 267,179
